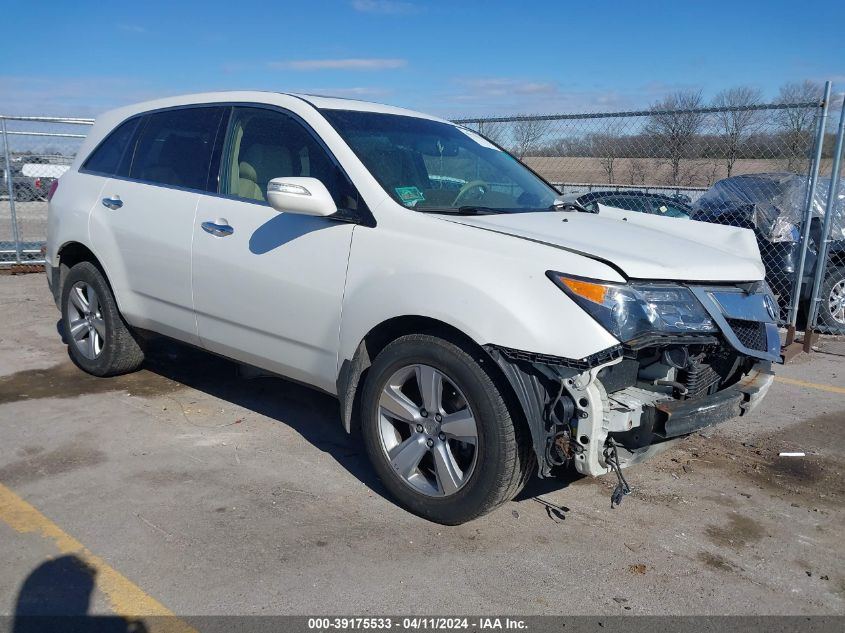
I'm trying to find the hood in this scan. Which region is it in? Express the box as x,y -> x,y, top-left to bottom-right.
435,204 -> 765,282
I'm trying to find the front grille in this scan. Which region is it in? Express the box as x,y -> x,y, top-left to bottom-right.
726,318 -> 767,352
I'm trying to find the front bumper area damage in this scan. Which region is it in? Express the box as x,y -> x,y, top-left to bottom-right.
486,344 -> 773,479
485,286 -> 779,483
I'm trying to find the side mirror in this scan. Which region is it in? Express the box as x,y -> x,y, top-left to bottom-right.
266,177 -> 337,217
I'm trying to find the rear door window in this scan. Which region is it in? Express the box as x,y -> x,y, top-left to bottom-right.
82,117 -> 141,175
128,107 -> 224,191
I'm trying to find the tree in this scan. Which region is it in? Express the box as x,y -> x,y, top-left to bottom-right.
590,127 -> 622,183
711,86 -> 763,177
775,80 -> 823,171
627,158 -> 647,185
470,119 -> 508,147
510,117 -> 551,159
645,90 -> 706,185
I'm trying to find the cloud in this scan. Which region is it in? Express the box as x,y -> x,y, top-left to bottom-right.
0,76 -> 161,117
268,58 -> 407,71
295,87 -> 394,98
350,0 -> 418,14
431,77 -> 705,119
458,78 -> 558,98
117,24 -> 147,34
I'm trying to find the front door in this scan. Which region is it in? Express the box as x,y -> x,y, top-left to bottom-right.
191,106 -> 362,393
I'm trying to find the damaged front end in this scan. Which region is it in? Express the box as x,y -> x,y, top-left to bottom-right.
485,282 -> 779,493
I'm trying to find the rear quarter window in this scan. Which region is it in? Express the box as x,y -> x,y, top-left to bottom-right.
81,117 -> 140,175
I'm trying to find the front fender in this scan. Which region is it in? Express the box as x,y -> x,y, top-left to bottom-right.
338,219 -> 621,372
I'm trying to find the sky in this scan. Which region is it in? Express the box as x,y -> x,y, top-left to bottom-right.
0,0 -> 843,119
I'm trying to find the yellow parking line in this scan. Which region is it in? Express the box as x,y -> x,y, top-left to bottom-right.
0,482 -> 197,633
775,375 -> 845,395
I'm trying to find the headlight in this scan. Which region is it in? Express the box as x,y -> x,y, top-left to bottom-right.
548,272 -> 718,342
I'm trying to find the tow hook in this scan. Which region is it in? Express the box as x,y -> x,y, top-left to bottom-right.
603,438 -> 632,508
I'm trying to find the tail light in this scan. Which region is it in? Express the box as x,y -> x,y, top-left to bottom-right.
35,178 -> 42,189
47,179 -> 59,202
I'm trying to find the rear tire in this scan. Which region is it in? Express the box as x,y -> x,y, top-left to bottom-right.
61,261 -> 145,377
360,334 -> 531,524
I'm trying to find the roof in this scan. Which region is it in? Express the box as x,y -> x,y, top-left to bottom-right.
288,93 -> 448,122
72,90 -> 454,171
95,90 -> 449,126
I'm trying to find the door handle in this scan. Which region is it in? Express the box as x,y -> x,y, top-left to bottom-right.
201,220 -> 234,237
102,196 -> 123,210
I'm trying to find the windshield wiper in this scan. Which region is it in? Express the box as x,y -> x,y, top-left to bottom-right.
416,206 -> 510,215
456,206 -> 510,215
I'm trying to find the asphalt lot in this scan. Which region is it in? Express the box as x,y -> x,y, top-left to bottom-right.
0,271 -> 843,621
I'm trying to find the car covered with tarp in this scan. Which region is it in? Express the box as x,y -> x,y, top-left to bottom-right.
692,172 -> 845,327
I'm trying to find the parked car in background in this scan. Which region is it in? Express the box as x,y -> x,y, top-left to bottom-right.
691,173 -> 845,327
21,159 -> 68,200
1,160 -> 60,201
557,190 -> 692,219
46,92 -> 779,523
1,165 -> 40,201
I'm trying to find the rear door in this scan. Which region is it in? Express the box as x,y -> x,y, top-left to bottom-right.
89,106 -> 225,344
191,105 -> 362,392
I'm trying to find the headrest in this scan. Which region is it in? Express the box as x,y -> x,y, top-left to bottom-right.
239,161 -> 258,183
243,144 -> 293,178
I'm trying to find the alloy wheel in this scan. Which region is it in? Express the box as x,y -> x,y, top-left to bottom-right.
377,364 -> 479,497
829,279 -> 845,325
66,281 -> 105,359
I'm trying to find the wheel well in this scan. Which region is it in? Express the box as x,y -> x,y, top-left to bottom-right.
56,242 -> 106,301
336,316 -> 528,442
58,242 -> 101,270
361,316 -> 480,363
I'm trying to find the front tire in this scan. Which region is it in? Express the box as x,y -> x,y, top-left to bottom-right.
61,261 -> 145,376
360,334 -> 531,524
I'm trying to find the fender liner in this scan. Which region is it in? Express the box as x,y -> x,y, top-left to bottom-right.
484,345 -> 584,477
336,343 -> 372,434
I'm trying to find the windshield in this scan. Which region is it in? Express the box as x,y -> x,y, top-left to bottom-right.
321,109 -> 559,213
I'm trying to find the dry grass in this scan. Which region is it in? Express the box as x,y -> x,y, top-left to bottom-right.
523,156 -> 842,188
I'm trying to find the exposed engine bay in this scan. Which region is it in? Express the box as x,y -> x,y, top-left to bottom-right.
486,284 -> 780,505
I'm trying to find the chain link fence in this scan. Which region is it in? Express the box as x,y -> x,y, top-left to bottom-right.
806,99 -> 845,335
1,116 -> 93,264
2,86 -> 843,334
456,89 -> 845,334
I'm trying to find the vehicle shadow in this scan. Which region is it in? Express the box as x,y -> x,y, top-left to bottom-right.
137,335 -> 392,502
59,321 -> 582,512
12,555 -> 147,633
140,336 -> 583,507
248,213 -> 326,254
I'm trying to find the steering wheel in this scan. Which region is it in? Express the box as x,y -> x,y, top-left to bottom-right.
452,179 -> 490,206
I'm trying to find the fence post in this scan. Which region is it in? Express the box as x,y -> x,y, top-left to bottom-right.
1,117 -> 23,265
786,81 -> 831,343
803,91 -> 845,348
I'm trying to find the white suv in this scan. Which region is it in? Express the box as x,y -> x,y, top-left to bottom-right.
46,92 -> 779,524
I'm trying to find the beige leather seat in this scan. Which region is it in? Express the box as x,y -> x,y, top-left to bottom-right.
238,161 -> 264,201
243,144 -> 294,194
